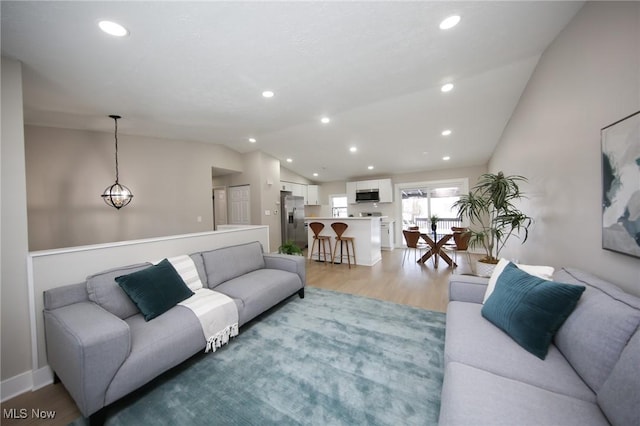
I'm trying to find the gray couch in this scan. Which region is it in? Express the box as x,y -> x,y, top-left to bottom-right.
43,241 -> 305,423
439,268 -> 640,426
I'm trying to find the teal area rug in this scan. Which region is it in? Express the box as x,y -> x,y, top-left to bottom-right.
72,287 -> 446,425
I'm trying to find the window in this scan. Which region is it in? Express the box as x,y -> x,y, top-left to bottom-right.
400,182 -> 465,232
330,195 -> 348,218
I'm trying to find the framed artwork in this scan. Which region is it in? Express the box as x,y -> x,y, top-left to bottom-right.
601,110 -> 640,258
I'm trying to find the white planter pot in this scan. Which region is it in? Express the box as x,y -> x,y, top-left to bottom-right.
475,260 -> 497,278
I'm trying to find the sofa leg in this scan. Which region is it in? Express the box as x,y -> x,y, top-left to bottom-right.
52,372 -> 60,384
298,288 -> 305,299
89,408 -> 107,426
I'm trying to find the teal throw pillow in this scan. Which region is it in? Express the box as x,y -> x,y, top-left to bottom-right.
116,259 -> 194,321
481,262 -> 585,359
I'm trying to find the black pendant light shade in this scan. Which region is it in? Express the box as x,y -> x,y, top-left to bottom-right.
102,115 -> 133,209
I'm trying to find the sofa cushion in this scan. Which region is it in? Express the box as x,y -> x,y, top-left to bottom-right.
553,268 -> 640,393
446,301 -> 596,402
597,328 -> 640,426
201,241 -> 265,289
482,263 -> 585,359
189,252 -> 208,287
104,305 -> 206,405
86,263 -> 151,319
115,259 -> 194,321
214,268 -> 302,326
438,362 -> 609,426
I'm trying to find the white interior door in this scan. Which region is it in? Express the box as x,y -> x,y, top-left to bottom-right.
229,185 -> 250,225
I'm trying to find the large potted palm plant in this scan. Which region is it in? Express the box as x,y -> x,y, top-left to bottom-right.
453,172 -> 532,277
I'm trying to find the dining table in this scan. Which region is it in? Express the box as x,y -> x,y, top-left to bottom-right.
418,230 -> 457,268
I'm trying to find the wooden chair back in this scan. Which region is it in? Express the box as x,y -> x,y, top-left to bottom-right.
331,222 -> 349,239
453,230 -> 471,250
309,222 -> 325,237
403,230 -> 422,249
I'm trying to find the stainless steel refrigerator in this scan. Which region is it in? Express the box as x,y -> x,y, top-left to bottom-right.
281,192 -> 306,250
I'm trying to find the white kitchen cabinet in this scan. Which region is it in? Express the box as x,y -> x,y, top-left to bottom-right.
347,178 -> 393,203
378,178 -> 393,203
346,181 -> 357,204
292,184 -> 307,204
306,185 -> 319,205
356,179 -> 379,190
381,220 -> 395,250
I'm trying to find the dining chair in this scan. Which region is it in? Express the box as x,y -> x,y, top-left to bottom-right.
402,229 -> 428,265
444,228 -> 472,268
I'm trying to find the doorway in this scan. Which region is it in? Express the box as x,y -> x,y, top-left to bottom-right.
394,178 -> 469,245
212,187 -> 228,230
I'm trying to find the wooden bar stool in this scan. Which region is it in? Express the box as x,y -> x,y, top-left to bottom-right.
308,222 -> 332,264
330,222 -> 356,268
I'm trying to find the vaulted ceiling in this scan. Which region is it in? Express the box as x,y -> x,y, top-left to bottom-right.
1,1 -> 583,182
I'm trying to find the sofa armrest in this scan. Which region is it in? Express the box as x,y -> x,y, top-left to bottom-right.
263,253 -> 306,287
449,274 -> 489,304
44,302 -> 131,417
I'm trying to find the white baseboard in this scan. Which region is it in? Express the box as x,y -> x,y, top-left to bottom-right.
1,366 -> 53,402
32,366 -> 54,390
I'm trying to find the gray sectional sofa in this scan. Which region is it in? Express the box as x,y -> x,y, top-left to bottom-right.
43,241 -> 305,424
439,268 -> 640,426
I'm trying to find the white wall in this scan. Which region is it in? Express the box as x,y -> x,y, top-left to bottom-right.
1,59 -> 32,383
490,2 -> 640,295
25,126 -> 244,250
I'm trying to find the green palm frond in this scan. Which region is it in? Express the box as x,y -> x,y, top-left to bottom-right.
454,172 -> 532,262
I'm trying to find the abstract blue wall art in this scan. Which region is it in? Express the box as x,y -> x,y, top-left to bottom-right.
601,110 -> 640,258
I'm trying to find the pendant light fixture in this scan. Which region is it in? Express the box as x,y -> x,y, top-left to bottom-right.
101,115 -> 133,209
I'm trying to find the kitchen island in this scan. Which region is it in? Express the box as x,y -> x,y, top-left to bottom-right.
305,217 -> 382,266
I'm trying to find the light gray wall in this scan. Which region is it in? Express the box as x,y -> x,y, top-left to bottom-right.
280,166 -> 313,185
25,125 -> 243,250
490,2 -> 640,295
1,58 -> 32,381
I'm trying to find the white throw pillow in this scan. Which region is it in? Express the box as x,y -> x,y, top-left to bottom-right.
482,258 -> 555,303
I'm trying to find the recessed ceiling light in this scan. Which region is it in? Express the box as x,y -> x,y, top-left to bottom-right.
443,156 -> 451,161
262,90 -> 275,98
441,83 -> 454,93
439,15 -> 461,30
350,147 -> 357,153
286,158 -> 293,163
248,138 -> 256,143
368,165 -> 374,170
321,117 -> 331,124
441,129 -> 452,136
98,20 -> 129,37
313,173 -> 319,177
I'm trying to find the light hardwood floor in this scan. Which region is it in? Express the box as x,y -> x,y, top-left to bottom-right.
1,248 -> 470,425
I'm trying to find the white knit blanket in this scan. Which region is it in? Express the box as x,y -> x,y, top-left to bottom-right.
179,288 -> 239,353
161,255 -> 239,353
